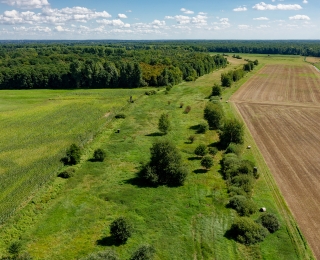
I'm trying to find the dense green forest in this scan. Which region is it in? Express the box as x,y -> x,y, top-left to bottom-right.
0,44 -> 227,89
1,40 -> 319,90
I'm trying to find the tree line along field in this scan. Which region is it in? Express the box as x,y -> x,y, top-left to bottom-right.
231,62 -> 320,259
0,54 -> 314,259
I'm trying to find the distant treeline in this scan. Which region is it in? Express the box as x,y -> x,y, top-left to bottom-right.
1,39 -> 319,56
0,45 -> 227,89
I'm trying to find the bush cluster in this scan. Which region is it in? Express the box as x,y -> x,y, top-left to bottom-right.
61,143 -> 81,165
145,90 -> 157,95
93,148 -> 106,162
115,113 -> 126,119
58,167 -> 75,179
228,195 -> 256,216
204,102 -> 224,129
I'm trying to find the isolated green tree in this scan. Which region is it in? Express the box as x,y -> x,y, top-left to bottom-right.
158,113 -> 171,134
141,139 -> 188,186
110,217 -> 132,244
204,102 -> 224,129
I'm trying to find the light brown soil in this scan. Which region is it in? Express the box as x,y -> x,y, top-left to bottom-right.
306,57 -> 320,64
232,64 -> 320,259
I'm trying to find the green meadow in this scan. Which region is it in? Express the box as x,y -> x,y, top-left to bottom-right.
0,55 -> 314,259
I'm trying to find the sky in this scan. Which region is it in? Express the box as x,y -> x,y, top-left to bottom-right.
0,0 -> 319,40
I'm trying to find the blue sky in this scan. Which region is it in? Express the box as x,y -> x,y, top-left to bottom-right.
0,0 -> 318,39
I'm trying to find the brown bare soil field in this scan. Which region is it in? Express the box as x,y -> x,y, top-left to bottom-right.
232,64 -> 320,259
306,57 -> 320,64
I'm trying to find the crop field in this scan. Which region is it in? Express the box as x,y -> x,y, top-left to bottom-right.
0,89 -> 145,224
232,64 -> 320,258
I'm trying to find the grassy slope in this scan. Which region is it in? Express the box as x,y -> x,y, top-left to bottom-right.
0,55 -> 314,259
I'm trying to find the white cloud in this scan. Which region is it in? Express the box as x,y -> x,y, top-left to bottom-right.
118,14 -> 127,19
180,8 -> 194,14
55,25 -> 71,32
233,6 -> 247,12
289,15 -> 310,20
303,0 -> 308,3
257,24 -> 270,28
238,24 -> 250,29
173,15 -> 191,24
126,10 -> 132,13
164,16 -> 174,19
198,12 -> 207,15
96,19 -> 130,28
253,17 -> 269,20
1,0 -> 49,9
212,17 -> 231,30
13,25 -> 51,32
0,6 -> 112,25
253,2 -> 302,11
151,20 -> 165,26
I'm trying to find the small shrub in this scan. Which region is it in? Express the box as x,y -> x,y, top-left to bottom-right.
180,102 -> 184,108
145,90 -> 157,96
228,186 -> 247,197
93,148 -> 106,162
61,143 -> 81,166
197,121 -> 209,133
208,147 -> 218,156
256,213 -> 280,233
210,96 -> 220,104
110,217 -> 132,244
130,245 -> 156,260
58,167 -> 75,179
158,113 -> 171,134
166,85 -> 172,91
231,175 -> 255,194
219,119 -> 244,147
115,113 -> 126,119
201,156 -> 214,170
230,217 -> 268,245
211,84 -> 222,96
225,143 -> 242,156
8,241 -> 22,256
228,195 -> 257,216
194,144 -> 208,157
188,135 -> 196,143
184,106 -> 191,114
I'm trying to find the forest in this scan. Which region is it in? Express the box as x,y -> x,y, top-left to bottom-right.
0,40 -> 319,90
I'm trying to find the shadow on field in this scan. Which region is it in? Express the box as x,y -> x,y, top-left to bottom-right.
208,141 -> 226,151
189,124 -> 200,130
96,236 -> 122,247
188,156 -> 201,161
145,132 -> 165,137
193,169 -> 208,174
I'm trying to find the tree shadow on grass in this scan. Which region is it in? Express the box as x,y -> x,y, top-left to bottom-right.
188,156 -> 201,161
208,141 -> 226,151
189,124 -> 200,130
224,228 -> 235,241
96,236 -> 122,247
123,176 -> 158,188
145,132 -> 165,137
193,169 -> 208,174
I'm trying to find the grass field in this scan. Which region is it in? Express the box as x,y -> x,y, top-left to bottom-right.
0,55 -> 314,259
0,89 -> 146,224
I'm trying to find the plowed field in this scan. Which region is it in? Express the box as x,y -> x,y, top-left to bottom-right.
232,64 -> 320,259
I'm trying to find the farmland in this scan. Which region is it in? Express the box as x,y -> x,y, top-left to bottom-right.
232,63 -> 320,258
0,54 -> 314,259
